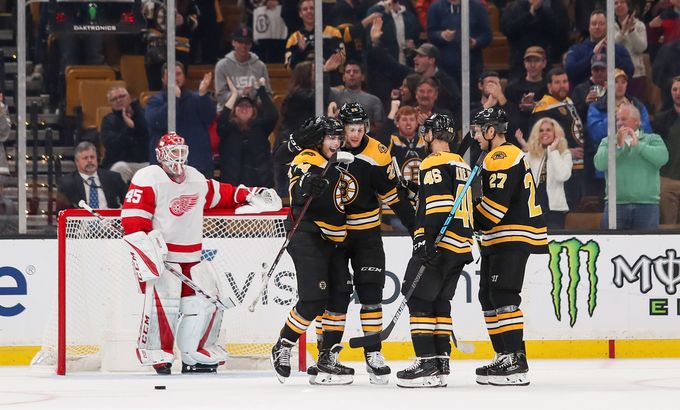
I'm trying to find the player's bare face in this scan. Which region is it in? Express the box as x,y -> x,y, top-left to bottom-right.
397,114 -> 417,138
344,124 -> 365,148
538,120 -> 556,146
321,135 -> 342,158
299,1 -> 314,27
472,125 -> 490,151
75,148 -> 98,175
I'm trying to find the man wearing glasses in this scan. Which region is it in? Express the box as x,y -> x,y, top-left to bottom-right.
100,86 -> 150,183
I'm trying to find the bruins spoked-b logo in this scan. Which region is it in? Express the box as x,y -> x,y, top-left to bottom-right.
401,157 -> 422,183
334,171 -> 358,211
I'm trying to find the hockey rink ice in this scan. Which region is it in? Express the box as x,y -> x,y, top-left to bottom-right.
2,359 -> 679,409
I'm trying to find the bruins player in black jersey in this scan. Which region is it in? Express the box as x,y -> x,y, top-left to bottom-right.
471,107 -> 548,387
317,102 -> 415,385
395,114 -> 474,388
271,116 -> 355,384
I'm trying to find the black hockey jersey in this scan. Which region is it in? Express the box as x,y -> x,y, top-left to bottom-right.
382,134 -> 429,216
473,143 -> 548,255
414,151 -> 474,260
339,135 -> 415,234
289,149 -> 347,243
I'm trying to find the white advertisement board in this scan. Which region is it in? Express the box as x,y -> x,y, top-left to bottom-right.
1,234 -> 679,352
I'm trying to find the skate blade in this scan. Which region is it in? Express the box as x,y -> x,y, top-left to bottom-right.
270,354 -> 288,384
314,372 -> 353,385
396,376 -> 440,388
475,375 -> 489,385
488,373 -> 530,386
367,371 -> 390,385
438,375 -> 448,387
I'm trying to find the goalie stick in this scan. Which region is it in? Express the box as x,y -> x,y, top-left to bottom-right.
78,200 -> 236,311
248,150 -> 355,312
348,151 -> 488,352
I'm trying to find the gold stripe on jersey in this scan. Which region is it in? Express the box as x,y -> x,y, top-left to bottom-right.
481,224 -> 548,247
291,149 -> 328,168
483,145 -> 524,172
346,207 -> 381,230
378,187 -> 399,205
314,220 -> 347,242
354,137 -> 392,167
438,230 -> 473,254
360,311 -> 383,333
476,196 -> 508,223
420,152 -> 470,172
425,193 -> 456,215
413,227 -> 425,237
390,134 -> 427,148
315,315 -> 323,335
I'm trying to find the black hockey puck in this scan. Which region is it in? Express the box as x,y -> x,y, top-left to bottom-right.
154,385 -> 166,390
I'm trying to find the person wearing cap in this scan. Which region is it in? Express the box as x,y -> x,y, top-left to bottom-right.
500,0 -> 569,81
505,46 -> 548,136
587,68 -> 652,197
426,0 -> 492,89
565,9 -> 634,86
218,76 -> 278,188
214,24 -> 273,109
571,52 -> 609,126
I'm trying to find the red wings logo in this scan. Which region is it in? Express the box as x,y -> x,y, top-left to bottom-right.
169,194 -> 199,216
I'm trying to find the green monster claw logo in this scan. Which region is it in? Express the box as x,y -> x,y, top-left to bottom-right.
547,238 -> 601,327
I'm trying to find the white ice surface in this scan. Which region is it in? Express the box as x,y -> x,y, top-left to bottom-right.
1,359 -> 679,410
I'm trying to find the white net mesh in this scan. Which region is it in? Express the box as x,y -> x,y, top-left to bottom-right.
32,210 -> 302,373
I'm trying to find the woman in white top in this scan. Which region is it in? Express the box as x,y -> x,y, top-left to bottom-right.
526,118 -> 573,229
614,0 -> 648,99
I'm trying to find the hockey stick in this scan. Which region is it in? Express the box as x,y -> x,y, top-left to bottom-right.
78,200 -> 236,311
349,151 -> 487,351
248,150 -> 355,312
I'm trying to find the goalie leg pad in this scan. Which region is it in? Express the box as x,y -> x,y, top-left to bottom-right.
177,296 -> 222,365
136,272 -> 181,366
124,230 -> 168,283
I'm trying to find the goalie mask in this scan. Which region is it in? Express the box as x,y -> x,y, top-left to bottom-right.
156,132 -> 189,176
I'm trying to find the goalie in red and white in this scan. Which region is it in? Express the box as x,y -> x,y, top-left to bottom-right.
121,132 -> 281,374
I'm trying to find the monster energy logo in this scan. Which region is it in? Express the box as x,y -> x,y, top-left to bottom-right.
548,239 -> 601,327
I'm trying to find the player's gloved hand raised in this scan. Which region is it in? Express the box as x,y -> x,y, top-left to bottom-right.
300,173 -> 330,198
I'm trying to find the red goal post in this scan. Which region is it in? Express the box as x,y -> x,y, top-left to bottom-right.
37,208 -> 307,375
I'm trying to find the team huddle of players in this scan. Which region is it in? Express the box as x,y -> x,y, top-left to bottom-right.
119,101 -> 547,387
269,103 -> 548,388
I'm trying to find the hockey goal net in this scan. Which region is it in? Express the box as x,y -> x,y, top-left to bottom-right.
32,208 -> 307,375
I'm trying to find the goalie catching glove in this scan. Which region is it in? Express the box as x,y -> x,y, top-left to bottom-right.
124,230 -> 168,282
235,185 -> 283,214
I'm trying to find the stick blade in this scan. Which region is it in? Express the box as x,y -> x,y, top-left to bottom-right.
349,333 -> 381,349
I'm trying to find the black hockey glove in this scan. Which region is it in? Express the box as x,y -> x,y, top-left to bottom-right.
299,173 -> 330,198
426,240 -> 442,268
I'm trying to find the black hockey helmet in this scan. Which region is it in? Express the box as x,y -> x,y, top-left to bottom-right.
338,102 -> 370,130
420,113 -> 457,142
471,107 -> 509,134
292,116 -> 344,149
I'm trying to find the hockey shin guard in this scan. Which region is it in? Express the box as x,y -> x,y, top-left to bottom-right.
483,309 -> 506,353
495,305 -> 524,352
321,311 -> 346,348
136,272 -> 181,366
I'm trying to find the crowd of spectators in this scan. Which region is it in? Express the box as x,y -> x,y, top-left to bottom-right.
35,0 -> 680,231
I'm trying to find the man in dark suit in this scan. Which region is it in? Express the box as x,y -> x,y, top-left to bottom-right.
57,141 -> 127,210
